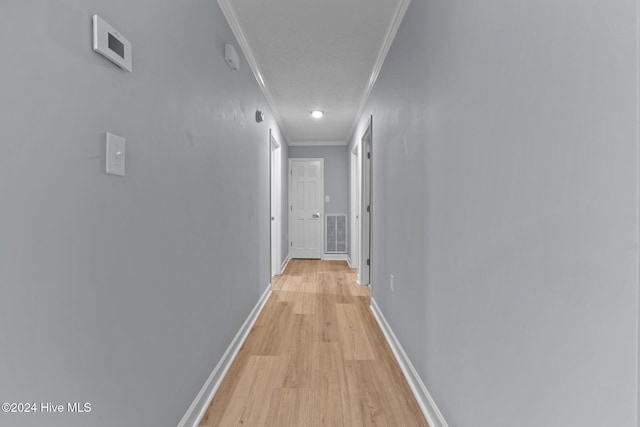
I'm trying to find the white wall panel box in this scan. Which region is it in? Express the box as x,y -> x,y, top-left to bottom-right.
93,15 -> 132,72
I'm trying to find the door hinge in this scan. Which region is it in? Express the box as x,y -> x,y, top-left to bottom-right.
366,205 -> 370,213
367,152 -> 371,159
291,206 -> 293,211
291,241 -> 293,247
290,169 -> 293,175
366,259 -> 370,266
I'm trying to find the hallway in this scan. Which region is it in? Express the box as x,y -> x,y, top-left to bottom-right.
199,260 -> 428,427
2,2 -> 638,426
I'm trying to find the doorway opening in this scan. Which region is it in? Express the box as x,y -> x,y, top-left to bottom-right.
270,131 -> 282,280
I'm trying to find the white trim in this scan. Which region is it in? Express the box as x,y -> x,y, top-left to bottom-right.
177,285 -> 272,427
369,298 -> 449,427
322,254 -> 350,262
349,145 -> 360,285
346,0 -> 411,143
217,0 -> 292,144
347,256 -> 353,268
280,254 -> 290,275
635,1 -> 640,423
271,131 -> 282,278
289,140 -> 347,147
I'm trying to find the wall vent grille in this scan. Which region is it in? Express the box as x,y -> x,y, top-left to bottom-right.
326,214 -> 347,254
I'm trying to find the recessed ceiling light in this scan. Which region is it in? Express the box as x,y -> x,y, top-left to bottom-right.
311,110 -> 324,119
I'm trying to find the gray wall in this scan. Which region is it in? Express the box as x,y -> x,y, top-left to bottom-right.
289,145 -> 349,253
349,0 -> 638,426
0,1 -> 286,426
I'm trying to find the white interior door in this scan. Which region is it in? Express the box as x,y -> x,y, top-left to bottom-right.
289,158 -> 324,259
360,119 -> 372,285
270,132 -> 281,278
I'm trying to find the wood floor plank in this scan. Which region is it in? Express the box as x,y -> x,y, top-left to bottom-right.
282,346 -> 313,389
314,293 -> 339,343
199,259 -> 428,427
264,388 -> 316,427
310,342 -> 348,426
344,360 -> 391,427
336,303 -> 376,360
297,290 -> 317,314
215,355 -> 287,426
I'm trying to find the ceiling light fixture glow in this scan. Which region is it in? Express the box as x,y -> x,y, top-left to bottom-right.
311,110 -> 324,119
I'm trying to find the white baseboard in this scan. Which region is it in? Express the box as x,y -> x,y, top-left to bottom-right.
322,254 -> 350,261
346,256 -> 353,268
280,254 -> 290,274
177,284 -> 272,427
370,298 -> 449,427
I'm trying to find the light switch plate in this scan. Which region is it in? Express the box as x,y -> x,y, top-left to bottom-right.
325,195 -> 330,202
106,132 -> 125,176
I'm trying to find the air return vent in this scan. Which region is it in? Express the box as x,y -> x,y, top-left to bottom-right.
326,214 -> 347,254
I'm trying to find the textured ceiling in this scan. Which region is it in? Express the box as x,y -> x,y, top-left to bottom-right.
220,0 -> 407,145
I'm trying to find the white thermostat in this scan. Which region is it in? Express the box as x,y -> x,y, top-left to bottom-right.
93,15 -> 132,72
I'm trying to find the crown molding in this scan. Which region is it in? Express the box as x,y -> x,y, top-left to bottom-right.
217,0 -> 292,144
289,140 -> 348,147
346,0 -> 411,143
218,0 -> 410,147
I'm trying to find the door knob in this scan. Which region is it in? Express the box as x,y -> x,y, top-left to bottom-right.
312,213 -> 320,218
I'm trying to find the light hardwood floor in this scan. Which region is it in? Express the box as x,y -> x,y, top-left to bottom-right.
199,259 -> 428,427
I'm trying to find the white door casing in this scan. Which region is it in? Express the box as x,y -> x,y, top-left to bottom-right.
289,158 -> 324,259
270,132 -> 281,278
350,143 -> 360,282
